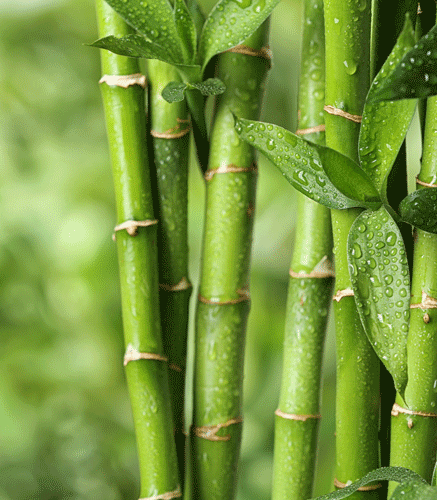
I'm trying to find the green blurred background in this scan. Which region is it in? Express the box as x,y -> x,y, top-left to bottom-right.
0,0 -> 341,498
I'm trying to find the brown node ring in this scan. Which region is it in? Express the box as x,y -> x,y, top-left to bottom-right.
275,408 -> 321,422
333,288 -> 354,302
123,344 -> 168,366
150,118 -> 191,139
226,45 -> 272,66
204,162 -> 257,181
334,478 -> 382,492
295,124 -> 326,136
99,73 -> 147,89
290,256 -> 335,279
410,290 -> 437,310
138,487 -> 182,500
324,105 -> 362,123
193,416 -> 243,442
113,219 -> 158,239
416,176 -> 437,188
159,277 -> 192,292
198,287 -> 250,305
391,402 -> 437,418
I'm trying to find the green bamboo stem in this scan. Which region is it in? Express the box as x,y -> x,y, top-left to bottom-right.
388,94 -> 437,495
324,1 -> 380,497
96,2 -> 179,497
190,23 -> 270,500
271,1 -> 333,498
147,59 -> 192,485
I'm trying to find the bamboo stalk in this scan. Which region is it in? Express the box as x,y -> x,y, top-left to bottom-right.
190,22 -> 270,500
388,92 -> 437,494
324,1 -> 380,497
147,59 -> 191,484
96,2 -> 180,497
271,1 -> 333,498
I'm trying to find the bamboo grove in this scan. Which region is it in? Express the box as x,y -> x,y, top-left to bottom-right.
92,0 -> 437,499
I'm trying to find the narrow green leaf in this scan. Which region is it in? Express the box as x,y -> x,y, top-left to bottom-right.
310,467 -> 425,500
359,15 -> 417,201
173,0 -> 197,64
399,188 -> 437,234
103,0 -> 184,63
390,481 -> 437,500
198,0 -> 280,70
348,206 -> 410,396
90,34 -> 179,64
162,81 -> 188,102
188,78 -> 226,96
369,24 -> 437,102
186,0 -> 205,39
234,117 -> 381,210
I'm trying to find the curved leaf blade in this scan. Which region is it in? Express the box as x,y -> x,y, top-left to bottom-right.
348,206 -> 410,396
391,481 -> 437,500
310,467 -> 426,500
162,81 -> 188,102
189,78 -> 226,96
90,34 -> 179,64
369,23 -> 437,102
103,0 -> 184,63
198,0 -> 280,70
399,188 -> 437,234
234,117 -> 381,210
359,15 -> 417,201
174,0 -> 197,64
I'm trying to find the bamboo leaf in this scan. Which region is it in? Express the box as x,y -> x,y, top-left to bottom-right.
186,0 -> 205,39
103,0 -> 184,63
90,34 -> 179,64
162,78 -> 226,102
234,117 -> 381,210
173,0 -> 197,64
310,467 -> 426,500
368,23 -> 437,102
399,188 -> 437,234
348,206 -> 410,396
198,0 -> 280,70
359,15 -> 417,201
390,482 -> 437,500
162,81 -> 188,102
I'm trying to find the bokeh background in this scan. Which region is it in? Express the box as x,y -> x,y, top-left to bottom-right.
0,0 -> 391,497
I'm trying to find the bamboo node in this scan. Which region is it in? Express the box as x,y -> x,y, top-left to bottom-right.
113,219 -> 158,239
169,363 -> 183,373
391,402 -> 437,418
123,344 -> 168,366
150,118 -> 191,139
410,290 -> 437,310
415,176 -> 437,188
159,277 -> 192,292
295,123 -> 326,135
198,287 -> 250,305
226,44 -> 272,65
99,73 -> 147,89
333,288 -> 354,302
324,105 -> 362,123
334,478 -> 382,491
275,408 -> 321,421
193,416 -> 243,441
290,256 -> 335,279
139,487 -> 182,500
204,162 -> 257,181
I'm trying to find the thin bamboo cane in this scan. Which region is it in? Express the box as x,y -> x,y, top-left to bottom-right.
324,1 -> 380,497
190,22 -> 270,500
147,59 -> 191,484
96,2 -> 179,497
271,1 -> 333,498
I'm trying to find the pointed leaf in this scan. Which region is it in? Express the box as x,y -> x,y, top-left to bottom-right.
399,188 -> 437,234
310,467 -> 425,500
390,482 -> 437,500
186,0 -> 205,39
198,0 -> 280,70
359,16 -> 417,201
234,117 -> 381,210
369,24 -> 437,102
348,206 -> 410,396
162,81 -> 188,102
189,78 -> 226,96
103,0 -> 184,63
174,0 -> 197,64
90,34 -> 179,64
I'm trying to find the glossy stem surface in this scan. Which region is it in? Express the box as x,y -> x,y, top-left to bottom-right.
389,94 -> 437,495
272,1 -> 333,498
324,1 -> 380,497
147,59 -> 191,485
96,1 -> 179,497
190,23 -> 270,500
